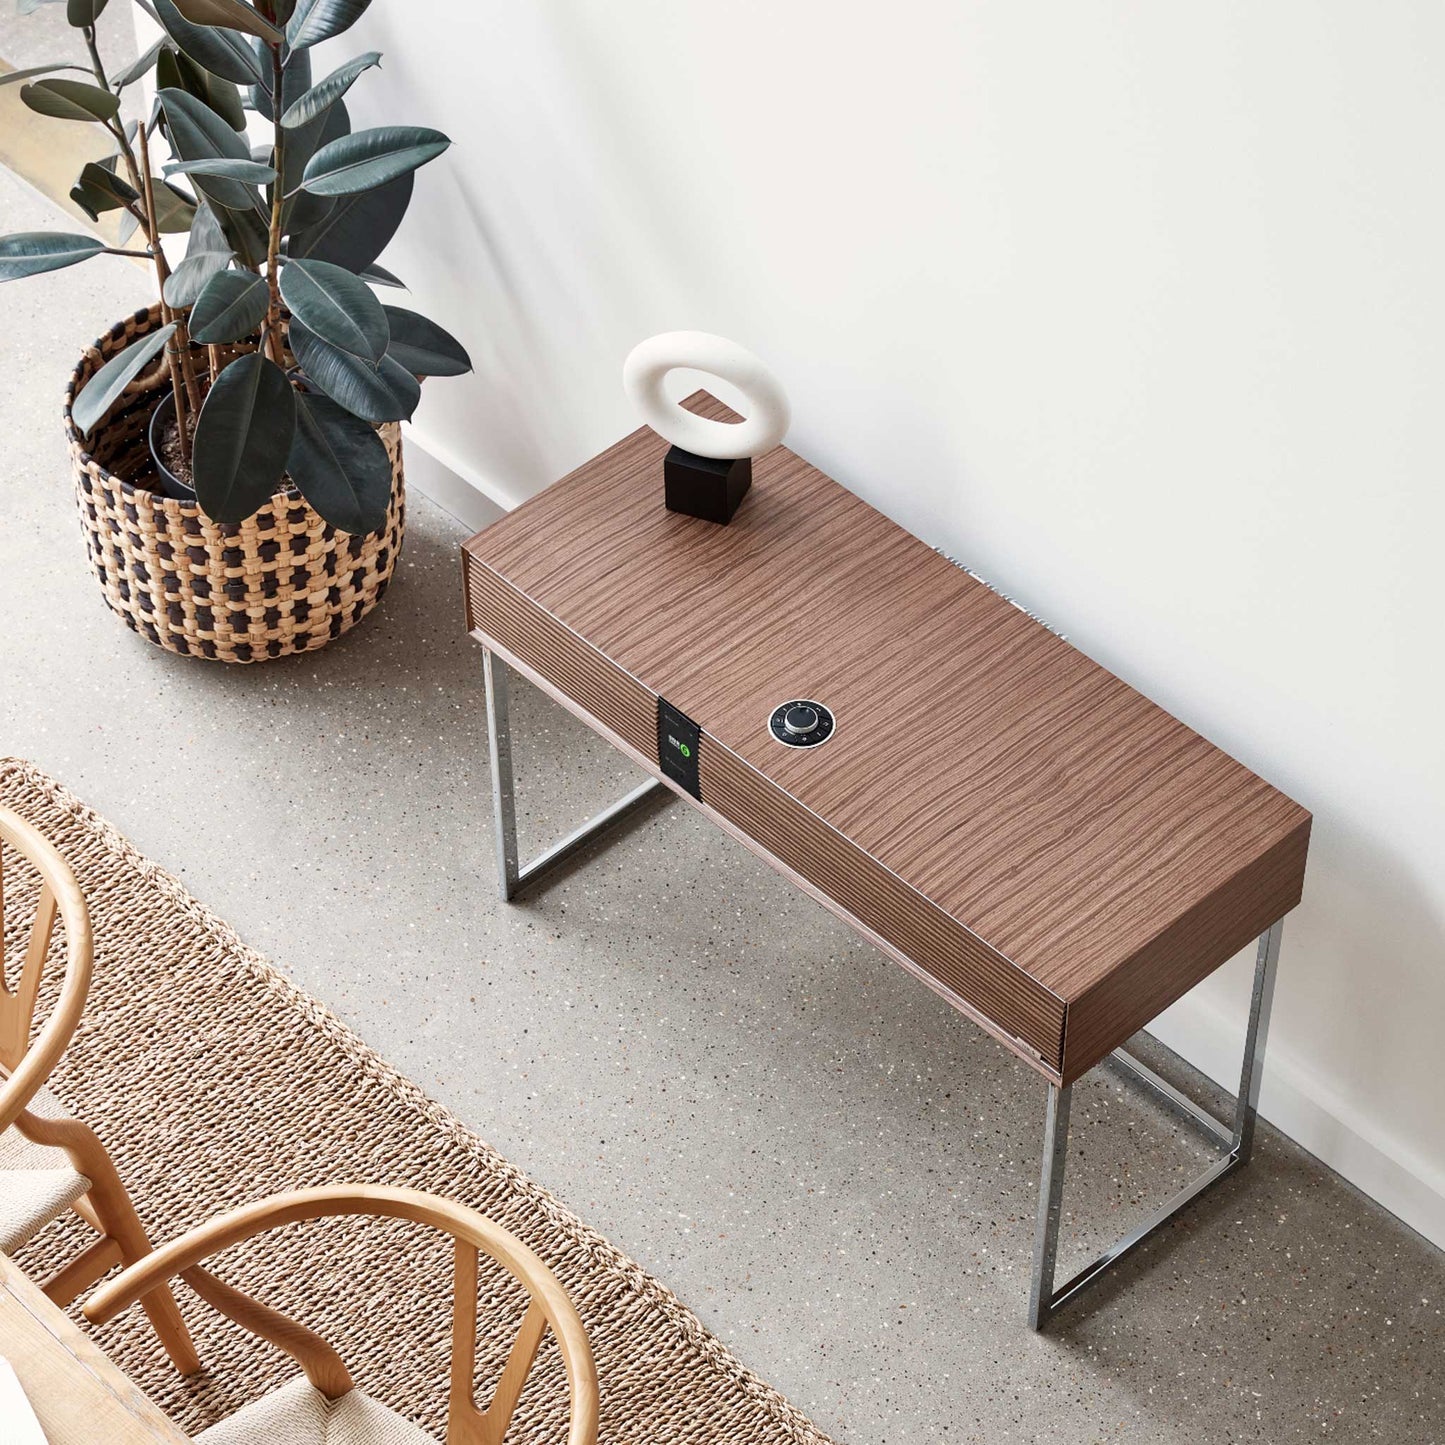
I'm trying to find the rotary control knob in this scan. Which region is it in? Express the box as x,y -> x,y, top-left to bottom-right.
783,704 -> 819,736
769,699 -> 835,749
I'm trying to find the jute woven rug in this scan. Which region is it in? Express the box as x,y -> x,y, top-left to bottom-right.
2,759 -> 836,1444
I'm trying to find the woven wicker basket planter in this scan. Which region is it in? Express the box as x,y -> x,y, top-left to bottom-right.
63,304 -> 406,664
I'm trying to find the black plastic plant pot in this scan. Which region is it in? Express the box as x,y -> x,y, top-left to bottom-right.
146,389 -> 197,503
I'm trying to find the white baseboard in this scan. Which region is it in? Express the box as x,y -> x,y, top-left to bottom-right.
401,424 -> 512,533
1152,995 -> 1445,1249
403,426 -> 1445,1253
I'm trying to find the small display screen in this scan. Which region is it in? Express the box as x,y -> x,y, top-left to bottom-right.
657,698 -> 701,798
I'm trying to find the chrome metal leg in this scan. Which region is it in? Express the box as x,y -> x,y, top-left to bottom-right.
483,648 -> 666,902
1107,1042 -> 1233,1146
484,648 -> 521,901
1233,918 -> 1283,1162
1028,1082 -> 1072,1330
1027,918 -> 1284,1330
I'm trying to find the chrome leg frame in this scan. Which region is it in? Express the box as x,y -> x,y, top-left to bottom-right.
1027,919 -> 1284,1330
484,648 -> 666,902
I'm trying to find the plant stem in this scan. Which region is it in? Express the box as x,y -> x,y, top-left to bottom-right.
134,118 -> 203,440
83,27 -> 194,462
104,120 -> 145,199
84,24 -> 205,469
264,42 -> 286,368
81,23 -> 109,89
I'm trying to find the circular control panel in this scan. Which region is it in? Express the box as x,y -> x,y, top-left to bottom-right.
768,699 -> 835,749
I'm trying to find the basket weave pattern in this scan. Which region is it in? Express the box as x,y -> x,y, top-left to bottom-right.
63,305 -> 406,664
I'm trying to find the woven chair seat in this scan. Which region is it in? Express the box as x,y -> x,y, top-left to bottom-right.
0,1082 -> 90,1255
197,1377 -> 436,1445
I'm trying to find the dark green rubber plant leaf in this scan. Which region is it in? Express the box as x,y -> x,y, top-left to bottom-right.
0,231 -> 106,282
216,203 -> 269,269
188,268 -> 268,343
288,320 -> 419,424
166,157 -> 276,183
287,190 -> 332,235
157,87 -> 262,214
279,50 -> 378,128
286,388 -> 391,533
301,126 -> 449,196
154,46 -> 186,103
66,0 -> 109,23
68,182 -> 109,222
286,0 -> 372,49
382,307 -> 471,377
111,37 -> 167,89
163,201 -> 233,307
158,86 -> 251,161
283,100 -> 341,230
279,257 -> 387,363
197,72 -> 246,135
71,323 -> 176,436
169,0 -> 282,43
151,180 -> 199,233
191,197 -> 231,253
261,53 -> 339,225
192,352 -> 296,523
248,38 -> 304,119
276,95 -> 331,202
357,261 -> 404,288
20,78 -> 120,122
0,63 -> 90,88
164,245 -> 232,306
69,161 -> 139,220
153,0 -> 267,88
157,44 -> 247,131
288,169 -> 410,272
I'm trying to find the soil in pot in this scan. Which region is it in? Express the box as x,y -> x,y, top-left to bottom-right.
147,390 -> 199,501
156,413 -> 196,491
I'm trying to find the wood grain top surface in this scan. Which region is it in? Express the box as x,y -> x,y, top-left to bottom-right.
464,396 -> 1310,1006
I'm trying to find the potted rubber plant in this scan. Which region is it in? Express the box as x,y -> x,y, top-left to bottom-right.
0,0 -> 470,662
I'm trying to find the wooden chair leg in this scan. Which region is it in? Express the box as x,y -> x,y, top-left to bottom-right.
84,1173 -> 200,1377
71,1192 -> 105,1235
44,1235 -> 124,1310
133,1271 -> 201,1377
25,1112 -> 202,1377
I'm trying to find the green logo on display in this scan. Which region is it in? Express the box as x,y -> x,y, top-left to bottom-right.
679,743 -> 691,758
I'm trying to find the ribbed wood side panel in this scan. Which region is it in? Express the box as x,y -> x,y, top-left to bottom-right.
466,563 -> 656,759
700,744 -> 1066,1070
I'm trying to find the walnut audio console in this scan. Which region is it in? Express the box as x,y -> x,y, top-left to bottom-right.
462,393 -> 1312,1328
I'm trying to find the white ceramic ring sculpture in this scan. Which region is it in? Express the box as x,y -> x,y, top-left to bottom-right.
622,331 -> 790,459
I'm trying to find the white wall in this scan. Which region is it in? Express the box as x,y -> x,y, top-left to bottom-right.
337,2 -> 1445,1244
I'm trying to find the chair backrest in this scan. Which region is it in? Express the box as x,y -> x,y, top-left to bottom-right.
85,1184 -> 599,1445
0,806 -> 92,1133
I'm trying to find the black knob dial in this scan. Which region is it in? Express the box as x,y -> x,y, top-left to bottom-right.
769,698 -> 834,748
783,704 -> 819,735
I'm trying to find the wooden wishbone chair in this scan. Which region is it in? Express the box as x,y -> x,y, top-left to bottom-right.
85,1184 -> 600,1445
0,804 -> 198,1373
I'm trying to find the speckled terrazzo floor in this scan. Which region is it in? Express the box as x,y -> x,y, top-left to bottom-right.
1,166 -> 1442,1444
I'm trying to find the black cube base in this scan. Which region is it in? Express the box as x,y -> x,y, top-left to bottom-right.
663,445 -> 752,524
